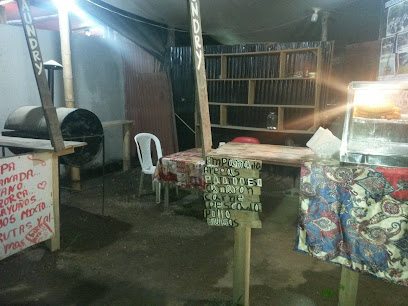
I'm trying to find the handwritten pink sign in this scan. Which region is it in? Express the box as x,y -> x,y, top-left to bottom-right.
0,152 -> 54,259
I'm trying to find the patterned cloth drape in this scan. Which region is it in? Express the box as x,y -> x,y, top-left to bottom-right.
154,148 -> 205,189
296,161 -> 408,286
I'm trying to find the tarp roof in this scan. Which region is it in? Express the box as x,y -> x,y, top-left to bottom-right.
102,0 -> 381,44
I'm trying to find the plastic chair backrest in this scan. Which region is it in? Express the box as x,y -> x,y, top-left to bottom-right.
134,133 -> 163,171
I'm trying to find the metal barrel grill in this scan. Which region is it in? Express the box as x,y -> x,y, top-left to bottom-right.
3,106 -> 103,167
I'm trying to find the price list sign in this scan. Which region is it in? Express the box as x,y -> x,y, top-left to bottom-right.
203,156 -> 262,228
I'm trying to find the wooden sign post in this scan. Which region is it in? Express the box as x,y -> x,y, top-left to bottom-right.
187,0 -> 212,156
17,0 -> 65,152
204,156 -> 262,305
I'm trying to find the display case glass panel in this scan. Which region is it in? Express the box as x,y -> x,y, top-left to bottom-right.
340,81 -> 408,167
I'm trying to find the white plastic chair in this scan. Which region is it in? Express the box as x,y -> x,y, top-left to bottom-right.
134,133 -> 163,202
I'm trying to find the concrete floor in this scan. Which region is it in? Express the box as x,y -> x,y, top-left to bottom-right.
0,168 -> 407,305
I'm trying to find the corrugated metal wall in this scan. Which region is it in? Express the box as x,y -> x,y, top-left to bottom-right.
121,40 -> 177,157
169,42 -> 334,149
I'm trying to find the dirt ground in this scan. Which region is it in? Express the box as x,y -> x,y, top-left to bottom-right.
0,167 -> 407,305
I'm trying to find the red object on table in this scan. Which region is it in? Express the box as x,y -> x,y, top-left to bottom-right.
231,137 -> 260,144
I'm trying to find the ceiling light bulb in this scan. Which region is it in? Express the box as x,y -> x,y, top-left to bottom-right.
311,8 -> 320,22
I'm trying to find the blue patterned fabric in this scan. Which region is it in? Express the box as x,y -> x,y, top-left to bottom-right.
296,161 -> 408,286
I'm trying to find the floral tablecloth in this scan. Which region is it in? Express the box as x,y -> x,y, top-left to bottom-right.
296,161 -> 408,286
154,148 -> 205,189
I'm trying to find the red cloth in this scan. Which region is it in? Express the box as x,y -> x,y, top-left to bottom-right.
376,167 -> 408,201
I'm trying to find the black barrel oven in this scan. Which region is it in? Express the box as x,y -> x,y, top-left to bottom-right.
3,106 -> 103,167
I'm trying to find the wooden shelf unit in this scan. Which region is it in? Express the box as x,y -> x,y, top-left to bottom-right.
203,47 -> 322,134
211,124 -> 315,134
207,77 -> 315,81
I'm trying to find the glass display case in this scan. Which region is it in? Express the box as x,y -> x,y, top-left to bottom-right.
340,81 -> 408,167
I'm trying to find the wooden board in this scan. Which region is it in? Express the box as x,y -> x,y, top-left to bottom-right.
204,175 -> 262,187
188,0 -> 212,155
203,193 -> 260,203
211,124 -> 315,135
0,136 -> 86,151
203,166 -> 259,178
102,120 -> 133,128
205,201 -> 262,212
205,184 -> 261,196
208,102 -> 315,108
17,0 -> 65,152
209,142 -> 316,167
0,152 -> 54,259
204,209 -> 261,228
124,72 -> 178,156
206,156 -> 262,170
204,47 -> 319,57
204,156 -> 262,228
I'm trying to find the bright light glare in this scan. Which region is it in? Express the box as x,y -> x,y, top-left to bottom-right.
0,0 -> 14,5
53,0 -> 75,11
353,89 -> 396,107
53,0 -> 89,21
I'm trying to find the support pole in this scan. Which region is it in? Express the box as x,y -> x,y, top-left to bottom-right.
321,11 -> 329,42
122,123 -> 131,171
165,28 -> 179,151
0,5 -> 6,24
233,225 -> 251,306
58,5 -> 80,184
338,267 -> 359,306
187,0 -> 212,157
17,0 -> 65,152
166,27 -> 175,48
58,7 -> 75,109
45,153 -> 60,251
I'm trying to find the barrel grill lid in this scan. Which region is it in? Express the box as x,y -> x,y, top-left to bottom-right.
4,106 -> 103,167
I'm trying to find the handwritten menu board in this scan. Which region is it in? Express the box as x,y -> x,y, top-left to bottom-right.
204,156 -> 262,227
0,152 -> 54,260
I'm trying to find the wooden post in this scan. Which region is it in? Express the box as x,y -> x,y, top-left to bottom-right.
188,0 -> 212,157
164,182 -> 169,210
195,89 -> 202,147
166,27 -> 175,49
338,267 -> 359,306
221,55 -> 227,79
45,153 -> 60,251
0,5 -> 6,24
220,105 -> 227,125
165,28 -> 179,152
58,4 -> 81,183
233,225 -> 251,306
248,80 -> 255,104
279,52 -> 287,77
122,123 -> 131,171
313,48 -> 322,130
321,12 -> 329,42
17,0 -> 65,152
58,6 -> 75,109
204,156 -> 262,306
278,107 -> 284,130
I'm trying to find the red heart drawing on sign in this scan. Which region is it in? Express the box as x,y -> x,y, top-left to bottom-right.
37,181 -> 47,190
